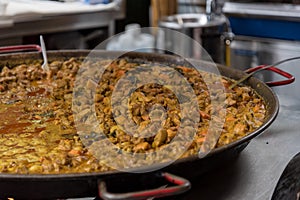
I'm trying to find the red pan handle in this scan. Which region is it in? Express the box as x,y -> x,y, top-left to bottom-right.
98,172 -> 191,200
245,64 -> 295,87
0,45 -> 42,53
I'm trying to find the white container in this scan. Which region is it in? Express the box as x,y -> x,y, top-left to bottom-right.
0,0 -> 8,16
106,24 -> 154,52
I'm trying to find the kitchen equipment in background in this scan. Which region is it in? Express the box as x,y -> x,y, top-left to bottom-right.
223,2 -> 300,109
177,0 -> 205,14
158,13 -> 232,64
223,2 -> 300,41
157,0 -> 233,64
177,0 -> 226,15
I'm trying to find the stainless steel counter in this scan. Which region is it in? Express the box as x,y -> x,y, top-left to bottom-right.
0,1 -> 125,45
0,12 -> 120,39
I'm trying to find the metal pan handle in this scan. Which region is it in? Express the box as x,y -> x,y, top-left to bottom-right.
245,65 -> 295,87
98,172 -> 191,200
0,45 -> 42,54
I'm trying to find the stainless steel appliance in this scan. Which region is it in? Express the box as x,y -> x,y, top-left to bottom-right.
158,13 -> 229,64
223,2 -> 300,108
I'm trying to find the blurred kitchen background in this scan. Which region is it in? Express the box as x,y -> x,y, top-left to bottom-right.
0,0 -> 300,71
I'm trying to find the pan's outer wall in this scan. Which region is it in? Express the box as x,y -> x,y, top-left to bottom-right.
0,51 -> 279,199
